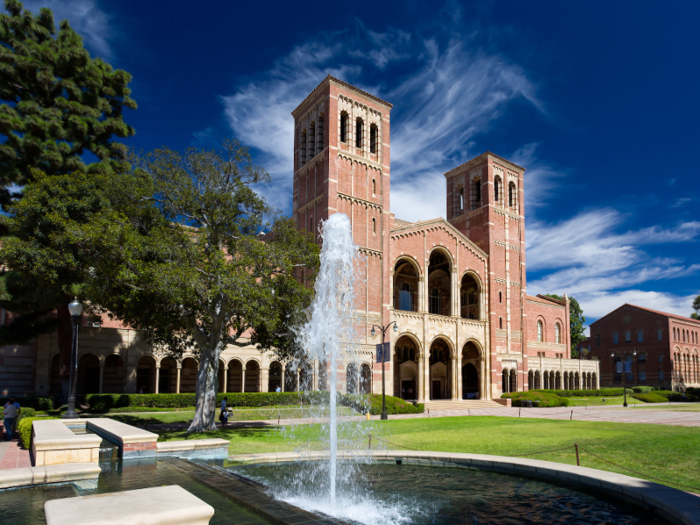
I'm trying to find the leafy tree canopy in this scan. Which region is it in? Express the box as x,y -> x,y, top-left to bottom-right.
545,294 -> 587,353
692,295 -> 700,320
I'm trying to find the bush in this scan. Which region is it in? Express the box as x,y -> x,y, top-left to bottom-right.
0,396 -> 54,411
632,386 -> 654,393
17,416 -> 59,449
654,391 -> 699,402
339,394 -> 424,415
502,391 -> 570,407
530,388 -> 633,398
18,407 -> 36,419
632,393 -> 668,403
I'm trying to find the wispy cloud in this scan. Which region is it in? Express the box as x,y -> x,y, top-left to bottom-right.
22,0 -> 114,59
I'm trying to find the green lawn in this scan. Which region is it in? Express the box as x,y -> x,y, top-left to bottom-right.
149,415 -> 700,492
565,396 -> 646,406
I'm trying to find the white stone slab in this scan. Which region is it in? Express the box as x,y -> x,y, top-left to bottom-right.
32,420 -> 102,466
45,485 -> 215,525
0,463 -> 100,489
86,418 -> 158,445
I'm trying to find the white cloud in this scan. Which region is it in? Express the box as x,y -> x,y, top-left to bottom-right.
22,0 -> 113,59
577,290 -> 698,321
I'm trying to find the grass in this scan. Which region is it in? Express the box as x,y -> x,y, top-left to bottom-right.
564,396 -> 646,406
148,413 -> 700,491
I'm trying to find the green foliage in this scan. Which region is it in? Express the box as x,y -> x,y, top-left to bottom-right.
530,388 -> 632,397
0,396 -> 53,410
17,416 -> 58,449
339,394 -> 424,415
654,390 -> 699,402
0,0 -> 137,201
633,393 -> 668,404
692,295 -> 700,319
545,294 -> 586,349
632,386 -> 654,393
502,391 -> 570,407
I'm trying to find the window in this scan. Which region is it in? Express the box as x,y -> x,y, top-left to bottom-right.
308,122 -> 315,158
355,118 -> 363,148
596,334 -> 601,346
494,176 -> 501,202
537,320 -> 543,342
372,179 -> 376,195
613,332 -> 619,344
399,282 -> 412,311
625,330 -> 631,343
638,353 -> 646,363
369,124 -> 377,154
372,217 -> 376,234
508,182 -> 516,209
429,288 -> 441,315
659,353 -> 663,362
300,130 -> 307,166
637,330 -> 643,343
683,330 -> 686,342
555,323 -> 561,344
659,370 -> 664,381
340,112 -> 348,143
317,115 -> 324,155
500,317 -> 503,329
625,355 -> 633,382
499,291 -> 502,304
639,371 -> 647,382
459,187 -> 464,212
657,328 -> 663,341
472,178 -> 481,209
309,216 -> 314,233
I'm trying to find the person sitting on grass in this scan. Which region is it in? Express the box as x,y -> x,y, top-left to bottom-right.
219,397 -> 229,427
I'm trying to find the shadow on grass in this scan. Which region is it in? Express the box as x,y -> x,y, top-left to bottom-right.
156,423 -> 282,442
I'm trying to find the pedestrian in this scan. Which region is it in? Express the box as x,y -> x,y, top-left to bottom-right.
219,397 -> 229,427
3,397 -> 18,441
275,385 -> 281,393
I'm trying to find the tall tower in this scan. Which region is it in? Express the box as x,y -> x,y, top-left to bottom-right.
444,152 -> 527,396
291,76 -> 393,381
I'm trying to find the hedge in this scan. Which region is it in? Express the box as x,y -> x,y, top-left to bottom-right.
654,390 -> 699,402
530,388 -> 633,398
17,417 -> 59,449
0,396 -> 54,411
632,386 -> 654,394
633,393 -> 668,404
502,391 -> 569,407
339,394 -> 424,415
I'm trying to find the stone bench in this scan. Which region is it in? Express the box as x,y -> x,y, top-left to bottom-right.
32,420 -> 102,466
0,463 -> 100,490
44,485 -> 215,525
156,438 -> 229,459
86,418 -> 159,459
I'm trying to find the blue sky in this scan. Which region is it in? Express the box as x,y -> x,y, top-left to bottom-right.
23,0 -> 700,327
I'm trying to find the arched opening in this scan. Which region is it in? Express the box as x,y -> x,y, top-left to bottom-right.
137,355 -> 157,394
360,363 -> 372,394
509,369 -> 517,393
429,338 -> 452,400
268,361 -> 282,392
555,323 -> 561,344
369,124 -> 377,154
77,354 -> 100,395
471,177 -> 481,209
372,178 -> 376,195
534,370 -> 541,389
179,357 -> 198,393
346,362 -> 359,394
340,111 -> 348,143
460,273 -> 481,319
159,357 -> 177,394
543,370 -> 549,389
308,122 -> 315,158
393,259 -> 419,312
355,118 -> 363,149
508,181 -> 517,209
245,361 -> 260,392
528,370 -> 533,390
227,360 -> 243,392
459,187 -> 464,212
49,354 -> 62,396
318,360 -> 328,391
394,335 -> 418,399
317,114 -> 324,155
102,354 -> 125,394
428,250 -> 451,316
556,371 -> 561,389
372,217 -> 376,234
284,363 -> 298,392
537,320 -> 544,342
502,369 -> 509,393
591,373 -> 596,389
494,176 -> 501,203
300,130 -> 307,166
461,341 -> 481,399
298,361 -> 312,391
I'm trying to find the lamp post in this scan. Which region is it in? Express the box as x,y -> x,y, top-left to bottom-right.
611,349 -> 636,407
63,299 -> 83,420
371,321 -> 399,420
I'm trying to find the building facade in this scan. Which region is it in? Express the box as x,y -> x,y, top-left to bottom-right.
586,304 -> 700,391
0,75 -> 599,402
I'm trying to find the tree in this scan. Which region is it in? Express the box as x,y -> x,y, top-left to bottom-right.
0,0 -> 136,400
692,295 -> 700,320
545,294 -> 587,352
11,141 -> 319,431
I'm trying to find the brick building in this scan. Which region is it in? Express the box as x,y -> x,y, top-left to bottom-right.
586,304 -> 700,391
0,76 -> 599,403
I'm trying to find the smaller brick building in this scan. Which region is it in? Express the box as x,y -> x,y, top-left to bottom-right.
587,304 -> 700,391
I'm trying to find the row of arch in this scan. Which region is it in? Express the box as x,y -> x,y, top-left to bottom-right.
453,177 -> 519,215
673,349 -> 700,385
339,111 -> 378,154
392,252 -> 483,320
299,115 -> 324,167
526,370 -> 597,391
674,327 -> 698,344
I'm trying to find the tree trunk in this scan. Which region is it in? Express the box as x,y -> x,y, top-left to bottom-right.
56,295 -> 73,404
187,345 -> 221,433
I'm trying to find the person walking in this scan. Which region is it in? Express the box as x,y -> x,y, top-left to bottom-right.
219,397 -> 229,427
3,397 -> 18,441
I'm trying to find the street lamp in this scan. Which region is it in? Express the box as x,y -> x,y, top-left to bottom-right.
371,321 -> 399,420
611,349 -> 636,407
63,298 -> 83,419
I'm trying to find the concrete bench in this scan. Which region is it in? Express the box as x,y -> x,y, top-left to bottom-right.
0,463 -> 100,490
44,485 -> 215,525
86,418 -> 159,459
156,438 -> 229,459
32,420 -> 102,466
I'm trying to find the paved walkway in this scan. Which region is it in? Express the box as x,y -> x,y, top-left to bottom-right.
0,438 -> 32,470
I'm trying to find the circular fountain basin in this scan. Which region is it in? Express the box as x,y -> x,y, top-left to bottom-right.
226,451 -> 700,525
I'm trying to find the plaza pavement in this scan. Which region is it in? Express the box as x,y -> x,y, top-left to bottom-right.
0,438 -> 31,470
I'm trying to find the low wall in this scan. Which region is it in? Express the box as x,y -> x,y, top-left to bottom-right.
32,420 -> 101,466
229,450 -> 700,525
86,418 -> 158,459
156,439 -> 228,460
0,463 -> 100,490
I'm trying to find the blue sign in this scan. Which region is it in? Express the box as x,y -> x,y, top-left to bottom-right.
624,361 -> 632,373
376,342 -> 390,363
616,362 -> 623,374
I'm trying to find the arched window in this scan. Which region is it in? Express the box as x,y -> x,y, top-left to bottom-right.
316,114 -> 324,155
372,179 -> 376,195
370,124 -> 377,154
657,328 -> 663,341
637,329 -> 644,343
309,216 -> 314,234
499,291 -> 502,304
537,320 -> 543,342
399,282 -> 412,311
613,332 -> 619,344
555,323 -> 561,344
625,330 -> 631,343
340,111 -> 348,143
499,317 -> 503,329
355,118 -> 363,148
429,288 -> 441,315
683,330 -> 686,342
508,182 -> 516,208
300,130 -> 307,166
472,178 -> 481,209
308,122 -> 315,158
372,217 -> 376,234
494,177 -> 501,202
459,187 -> 464,212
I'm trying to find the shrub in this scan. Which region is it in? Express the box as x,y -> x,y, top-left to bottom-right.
502,391 -> 569,407
0,396 -> 54,411
18,407 -> 36,419
17,416 -> 59,449
654,391 -> 699,402
632,386 -> 654,393
633,393 -> 668,403
340,394 -> 424,415
530,388 -> 633,398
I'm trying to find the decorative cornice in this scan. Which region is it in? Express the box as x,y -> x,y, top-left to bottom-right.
338,150 -> 383,171
390,217 -> 488,262
358,247 -> 382,258
296,194 -> 323,214
337,191 -> 382,211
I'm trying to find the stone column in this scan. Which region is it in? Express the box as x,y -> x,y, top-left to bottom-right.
457,355 -> 463,400
296,370 -> 300,392
176,365 -> 181,394
480,358 -> 486,399
98,361 -> 105,394
313,360 -> 319,390
259,367 -> 264,392
281,366 -> 286,392
241,367 -> 246,393
451,268 -> 458,317
424,352 -> 431,400
417,353 -> 424,402
222,367 -> 228,393
154,365 -> 160,394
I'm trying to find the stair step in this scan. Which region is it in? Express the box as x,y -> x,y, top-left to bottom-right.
423,400 -> 503,410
